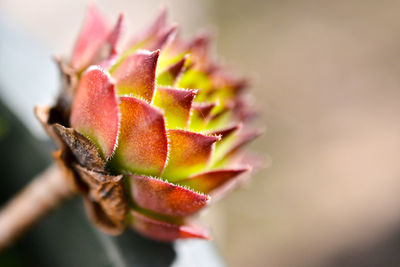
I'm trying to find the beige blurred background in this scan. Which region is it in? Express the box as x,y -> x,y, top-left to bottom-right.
2,0 -> 400,266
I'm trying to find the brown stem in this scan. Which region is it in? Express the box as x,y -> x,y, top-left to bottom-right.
0,164 -> 75,251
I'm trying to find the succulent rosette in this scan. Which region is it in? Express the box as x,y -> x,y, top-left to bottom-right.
35,4 -> 262,241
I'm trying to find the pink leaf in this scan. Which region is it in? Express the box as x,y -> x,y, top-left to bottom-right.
130,7 -> 168,46
70,4 -> 110,71
153,87 -> 197,129
208,124 -> 242,140
189,102 -> 216,130
131,210 -> 210,242
157,55 -> 188,86
70,66 -> 119,160
129,175 -> 209,217
98,14 -> 126,70
225,128 -> 264,158
187,31 -> 214,71
109,97 -> 168,176
128,8 -> 177,51
108,13 -> 125,55
176,167 -> 250,194
144,24 -> 177,52
162,130 -> 220,181
112,50 -> 159,102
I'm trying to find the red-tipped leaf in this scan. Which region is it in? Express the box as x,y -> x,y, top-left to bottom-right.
70,66 -> 119,160
129,175 -> 209,217
208,124 -> 242,140
188,32 -> 214,71
108,13 -> 125,55
131,210 -> 210,242
110,97 -> 168,176
144,24 -> 177,51
70,4 -> 109,71
157,55 -> 188,86
189,102 -> 216,131
112,50 -> 159,102
225,128 -> 264,157
128,8 -> 176,51
176,167 -> 250,194
98,14 -> 126,70
152,87 -> 197,129
162,130 -> 220,181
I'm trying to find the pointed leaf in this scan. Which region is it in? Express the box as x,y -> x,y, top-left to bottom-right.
129,7 -> 168,47
98,14 -> 126,70
206,102 -> 235,131
207,123 -> 242,140
145,6 -> 169,36
144,24 -> 177,52
210,124 -> 241,166
211,68 -> 249,94
156,35 -> 188,71
177,69 -> 213,100
210,166 -> 254,201
70,4 -> 109,71
162,130 -> 220,181
187,32 -> 214,71
128,8 -> 176,52
189,102 -> 216,131
131,210 -> 210,242
176,167 -> 250,194
157,55 -> 187,86
211,154 -> 266,201
109,97 -> 168,176
153,87 -> 197,129
111,50 -> 159,102
70,66 -> 119,160
226,128 -> 264,157
129,174 -> 209,217
213,129 -> 263,168
108,13 -> 125,55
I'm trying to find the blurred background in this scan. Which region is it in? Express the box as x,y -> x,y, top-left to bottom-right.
2,0 -> 400,266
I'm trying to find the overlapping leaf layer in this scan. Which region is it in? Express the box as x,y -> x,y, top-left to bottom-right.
48,4 -> 261,241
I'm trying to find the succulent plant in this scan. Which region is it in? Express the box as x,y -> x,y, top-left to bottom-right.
35,4 -> 262,241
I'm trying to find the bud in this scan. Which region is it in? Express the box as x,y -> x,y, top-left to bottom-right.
35,4 -> 262,241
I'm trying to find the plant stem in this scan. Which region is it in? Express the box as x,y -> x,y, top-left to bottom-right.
0,164 -> 74,251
